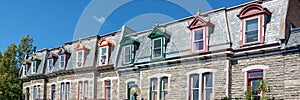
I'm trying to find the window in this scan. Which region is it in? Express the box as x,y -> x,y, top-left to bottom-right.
60,55 -> 65,69
78,81 -> 88,100
189,74 -> 199,100
247,70 -> 263,96
100,47 -> 107,65
77,51 -> 83,67
23,65 -> 27,76
104,80 -> 111,100
127,82 -> 136,100
26,87 -> 30,100
123,45 -> 132,64
48,59 -> 53,72
50,84 -> 56,100
61,82 -> 70,100
33,85 -> 41,100
245,18 -> 259,43
152,38 -> 162,58
160,77 -> 169,100
193,29 -> 204,51
150,78 -> 158,100
32,61 -> 37,73
189,73 -> 213,100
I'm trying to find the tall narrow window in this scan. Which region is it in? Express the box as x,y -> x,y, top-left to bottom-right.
23,65 -> 27,76
48,59 -> 53,72
203,73 -> 213,100
123,45 -> 131,64
150,78 -> 158,100
26,87 -> 30,100
61,83 -> 65,100
127,82 -> 136,100
51,84 -> 56,100
152,38 -> 162,58
100,47 -> 107,64
34,85 -> 41,100
245,18 -> 259,43
247,70 -> 263,96
32,61 -> 37,73
77,51 -> 83,67
60,55 -> 65,69
160,77 -> 168,100
189,74 -> 199,100
66,82 -> 70,100
84,81 -> 89,99
78,81 -> 83,100
104,80 -> 111,100
193,29 -> 204,51
33,86 -> 36,100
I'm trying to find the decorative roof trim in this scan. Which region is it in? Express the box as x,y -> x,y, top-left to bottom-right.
75,40 -> 91,51
58,47 -> 71,55
46,52 -> 58,59
237,3 -> 271,19
120,36 -> 140,46
98,38 -> 115,47
148,26 -> 171,39
187,12 -> 214,30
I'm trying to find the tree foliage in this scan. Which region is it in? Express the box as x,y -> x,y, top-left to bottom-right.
0,34 -> 35,99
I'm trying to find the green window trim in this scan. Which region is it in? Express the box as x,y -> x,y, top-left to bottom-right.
148,26 -> 170,60
122,45 -> 135,64
127,82 -> 136,100
151,37 -> 165,60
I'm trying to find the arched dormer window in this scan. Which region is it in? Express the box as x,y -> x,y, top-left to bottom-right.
237,3 -> 271,46
46,52 -> 58,73
57,47 -> 71,70
120,36 -> 140,64
98,38 -> 115,66
75,40 -> 91,68
148,24 -> 171,60
188,10 -> 213,53
29,53 -> 42,74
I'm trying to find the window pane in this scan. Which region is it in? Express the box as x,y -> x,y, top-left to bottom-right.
60,55 -> 65,62
246,18 -> 258,32
192,75 -> 199,88
125,55 -> 130,63
161,77 -> 168,90
154,39 -> 161,48
194,30 -> 204,41
106,81 -> 111,86
152,79 -> 158,90
66,82 -> 70,100
125,46 -> 131,55
249,71 -> 263,78
251,79 -> 260,94
204,73 -> 213,87
205,89 -> 212,100
154,49 -> 161,58
153,91 -> 158,100
192,89 -> 199,100
101,48 -> 107,56
33,62 -> 36,73
245,31 -> 258,43
128,82 -> 135,100
193,41 -> 204,51
106,88 -> 111,100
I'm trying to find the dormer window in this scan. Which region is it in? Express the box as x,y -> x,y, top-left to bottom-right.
188,10 -> 213,53
22,65 -> 27,76
120,36 -> 140,64
237,3 -> 271,46
60,55 -> 65,69
47,59 -> 54,73
98,38 -> 114,66
75,40 -> 91,68
148,24 -> 170,60
193,29 -> 204,51
32,61 -> 37,74
77,50 -> 84,67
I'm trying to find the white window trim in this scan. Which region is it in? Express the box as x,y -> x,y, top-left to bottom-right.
125,78 -> 138,99
59,55 -> 66,69
99,46 -> 109,66
32,61 -> 37,74
243,16 -> 261,45
49,84 -> 56,100
186,69 -> 217,100
48,59 -> 54,73
76,50 -> 85,68
192,27 -> 206,52
123,45 -> 132,64
152,38 -> 163,59
147,73 -> 172,100
59,81 -> 71,100
22,65 -> 26,76
242,65 -> 269,92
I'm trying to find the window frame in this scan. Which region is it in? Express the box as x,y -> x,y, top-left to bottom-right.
61,82 -> 71,100
59,55 -> 66,69
189,74 -> 200,100
104,80 -> 111,100
99,46 -> 109,66
76,50 -> 84,68
50,84 -> 56,100
247,70 -> 263,96
192,28 -> 205,52
32,61 -> 37,74
84,81 -> 89,99
34,85 -> 41,100
47,59 -> 54,73
160,77 -> 169,100
151,37 -> 164,59
202,72 -> 213,100
150,78 -> 158,100
127,81 -> 136,100
123,45 -> 132,64
243,16 -> 261,45
148,74 -> 171,100
23,65 -> 27,76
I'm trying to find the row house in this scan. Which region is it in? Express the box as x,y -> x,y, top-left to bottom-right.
20,0 -> 300,100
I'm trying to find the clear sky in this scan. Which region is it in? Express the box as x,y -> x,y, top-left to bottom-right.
0,0 -> 250,52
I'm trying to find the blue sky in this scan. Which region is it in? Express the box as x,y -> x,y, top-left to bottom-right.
0,0 -> 250,52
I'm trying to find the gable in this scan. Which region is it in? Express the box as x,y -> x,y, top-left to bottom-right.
148,26 -> 171,39
120,36 -> 140,46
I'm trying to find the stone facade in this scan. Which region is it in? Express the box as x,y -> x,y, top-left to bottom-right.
19,0 -> 300,100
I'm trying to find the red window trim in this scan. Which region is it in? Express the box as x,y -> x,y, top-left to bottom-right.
238,3 -> 272,47
201,72 -> 212,100
99,46 -> 110,66
247,69 -> 263,87
98,38 -> 114,66
190,27 -> 209,53
189,74 -> 199,100
78,81 -> 88,100
104,80 -> 111,100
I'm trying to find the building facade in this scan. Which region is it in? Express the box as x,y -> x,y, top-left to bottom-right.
20,0 -> 300,100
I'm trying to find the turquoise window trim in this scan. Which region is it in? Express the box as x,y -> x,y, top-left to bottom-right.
122,45 -> 132,64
